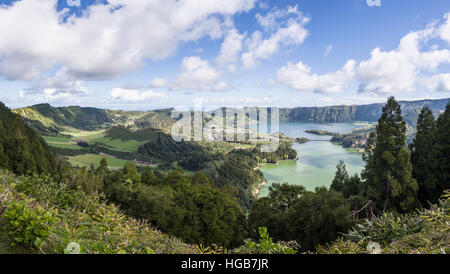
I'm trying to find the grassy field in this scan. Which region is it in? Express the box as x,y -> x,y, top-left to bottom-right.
66,154 -> 130,170
42,136 -> 83,150
43,129 -> 148,153
81,133 -> 146,152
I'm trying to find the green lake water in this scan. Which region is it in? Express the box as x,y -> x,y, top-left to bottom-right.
259,122 -> 367,196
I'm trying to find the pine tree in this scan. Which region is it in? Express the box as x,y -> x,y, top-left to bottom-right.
362,97 -> 419,212
410,106 -> 439,205
342,174 -> 362,198
330,160 -> 349,192
434,103 -> 450,198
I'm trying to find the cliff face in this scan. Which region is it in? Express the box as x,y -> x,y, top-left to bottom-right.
280,98 -> 450,125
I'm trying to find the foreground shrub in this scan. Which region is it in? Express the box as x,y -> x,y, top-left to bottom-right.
318,191 -> 450,254
0,170 -> 196,254
236,227 -> 297,254
2,201 -> 56,248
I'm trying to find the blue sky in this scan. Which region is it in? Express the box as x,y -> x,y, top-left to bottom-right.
1,0 -> 450,110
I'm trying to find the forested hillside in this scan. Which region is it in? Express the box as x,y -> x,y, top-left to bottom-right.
0,103 -> 199,254
0,102 -> 54,175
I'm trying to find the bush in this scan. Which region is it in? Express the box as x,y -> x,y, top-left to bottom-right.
345,212 -> 423,245
319,191 -> 450,254
236,227 -> 297,254
2,201 -> 56,248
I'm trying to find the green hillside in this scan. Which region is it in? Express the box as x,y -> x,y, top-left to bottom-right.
0,170 -> 195,254
14,98 -> 449,140
12,104 -> 174,137
0,102 -> 54,175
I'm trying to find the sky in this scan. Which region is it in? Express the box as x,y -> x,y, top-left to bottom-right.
1,0 -> 450,110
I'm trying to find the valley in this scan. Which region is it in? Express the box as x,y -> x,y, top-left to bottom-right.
11,98 -> 449,196
0,96 -> 448,254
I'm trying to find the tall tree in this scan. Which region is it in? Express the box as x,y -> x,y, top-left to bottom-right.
409,106 -> 440,205
434,103 -> 450,198
330,160 -> 349,192
248,184 -> 350,251
362,97 -> 419,212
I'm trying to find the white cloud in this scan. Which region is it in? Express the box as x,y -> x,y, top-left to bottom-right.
149,78 -> 169,89
276,60 -> 356,94
439,12 -> 450,44
0,0 -> 255,81
366,0 -> 381,7
195,95 -> 276,107
28,67 -> 88,95
216,29 -> 245,71
323,44 -> 333,57
18,86 -> 89,105
421,73 -> 450,92
255,5 -> 302,31
241,5 -> 310,69
357,47 -> 417,93
111,88 -> 167,102
271,11 -> 450,97
357,23 -> 450,94
151,56 -> 229,92
42,88 -> 83,101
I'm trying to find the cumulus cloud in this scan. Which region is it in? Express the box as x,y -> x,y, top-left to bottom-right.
195,95 -> 276,107
357,23 -> 450,93
149,78 -> 169,89
439,13 -> 450,44
270,11 -> 450,96
276,60 -> 356,93
17,66 -> 89,103
150,57 -> 229,92
0,0 -> 255,81
216,29 -> 245,71
421,73 -> 450,92
255,5 -> 302,31
27,67 -> 88,95
241,5 -> 310,69
111,88 -> 167,102
18,86 -> 88,105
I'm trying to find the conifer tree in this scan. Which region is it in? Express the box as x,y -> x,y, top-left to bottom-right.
434,103 -> 450,197
362,97 -> 418,212
410,106 -> 439,205
330,160 -> 349,192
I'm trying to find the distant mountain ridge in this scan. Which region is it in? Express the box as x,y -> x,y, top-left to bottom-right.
13,104 -> 174,136
280,98 -> 450,126
13,98 -> 450,136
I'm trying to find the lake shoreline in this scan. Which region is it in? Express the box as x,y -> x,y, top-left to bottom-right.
256,122 -> 367,198
252,155 -> 299,198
